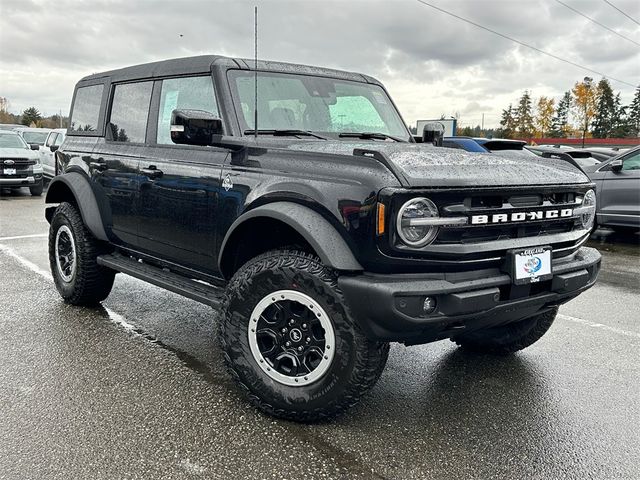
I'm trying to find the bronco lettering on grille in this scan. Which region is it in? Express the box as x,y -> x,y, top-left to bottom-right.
470,208 -> 573,225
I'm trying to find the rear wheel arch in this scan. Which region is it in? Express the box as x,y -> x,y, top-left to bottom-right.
45,173 -> 109,242
218,202 -> 363,279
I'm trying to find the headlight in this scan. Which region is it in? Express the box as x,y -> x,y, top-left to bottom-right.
579,189 -> 596,230
396,197 -> 440,247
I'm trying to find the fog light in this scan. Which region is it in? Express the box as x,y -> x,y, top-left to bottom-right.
423,296 -> 437,315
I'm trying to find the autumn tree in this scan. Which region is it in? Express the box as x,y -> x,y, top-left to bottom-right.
499,104 -> 516,138
515,91 -> 535,137
629,86 -> 640,136
572,78 -> 597,146
535,96 -> 555,137
21,106 -> 42,126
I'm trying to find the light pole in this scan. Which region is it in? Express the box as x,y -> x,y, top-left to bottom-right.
582,76 -> 593,148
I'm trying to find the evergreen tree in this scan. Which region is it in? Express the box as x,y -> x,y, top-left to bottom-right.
550,91 -> 571,138
499,104 -> 516,138
610,93 -> 632,138
21,106 -> 42,126
628,85 -> 640,136
515,91 -> 535,137
592,78 -> 615,138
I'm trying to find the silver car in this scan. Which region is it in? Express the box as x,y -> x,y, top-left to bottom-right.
583,146 -> 640,230
39,128 -> 66,179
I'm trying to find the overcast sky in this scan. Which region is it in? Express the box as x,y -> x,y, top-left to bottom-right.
1,0 -> 639,128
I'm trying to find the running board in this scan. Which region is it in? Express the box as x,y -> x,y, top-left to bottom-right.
97,253 -> 223,308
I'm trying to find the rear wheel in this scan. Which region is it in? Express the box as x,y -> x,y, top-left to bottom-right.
48,202 -> 115,305
220,249 -> 389,422
453,307 -> 558,355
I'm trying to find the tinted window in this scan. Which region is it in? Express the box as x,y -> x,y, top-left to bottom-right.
622,151 -> 640,171
156,76 -> 218,144
109,82 -> 153,143
70,84 -> 103,132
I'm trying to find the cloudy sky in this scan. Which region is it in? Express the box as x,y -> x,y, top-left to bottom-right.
1,0 -> 639,128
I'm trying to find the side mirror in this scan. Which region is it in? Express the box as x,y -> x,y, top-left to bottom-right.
610,159 -> 623,172
170,109 -> 223,146
30,144 -> 39,150
422,122 -> 444,147
50,145 -> 59,153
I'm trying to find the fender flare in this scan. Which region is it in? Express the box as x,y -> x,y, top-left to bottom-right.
45,172 -> 109,241
218,202 -> 363,273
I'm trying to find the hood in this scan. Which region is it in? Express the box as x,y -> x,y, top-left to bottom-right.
286,141 -> 590,187
0,148 -> 38,160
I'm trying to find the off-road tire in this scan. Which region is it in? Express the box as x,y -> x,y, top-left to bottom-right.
220,249 -> 390,422
453,307 -> 558,355
29,180 -> 43,196
49,202 -> 115,305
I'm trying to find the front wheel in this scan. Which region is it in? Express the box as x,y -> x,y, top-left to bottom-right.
452,307 -> 558,355
29,180 -> 43,196
220,249 -> 389,422
49,202 -> 115,305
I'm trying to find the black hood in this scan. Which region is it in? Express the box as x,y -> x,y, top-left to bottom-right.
286,141 -> 591,187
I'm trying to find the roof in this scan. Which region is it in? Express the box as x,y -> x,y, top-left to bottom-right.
15,127 -> 52,132
79,55 -> 376,85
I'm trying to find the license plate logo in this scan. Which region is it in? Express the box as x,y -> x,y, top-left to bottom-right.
3,168 -> 16,175
513,247 -> 552,284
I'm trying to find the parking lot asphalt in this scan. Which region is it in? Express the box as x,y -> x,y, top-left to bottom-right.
1,188 -> 639,480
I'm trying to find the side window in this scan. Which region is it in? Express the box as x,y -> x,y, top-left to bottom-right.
70,84 -> 103,132
109,82 -> 153,143
156,76 -> 218,144
45,133 -> 57,147
54,133 -> 64,147
622,152 -> 640,171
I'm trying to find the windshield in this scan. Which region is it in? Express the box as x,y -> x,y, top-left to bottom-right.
228,70 -> 410,140
21,131 -> 49,145
0,134 -> 28,149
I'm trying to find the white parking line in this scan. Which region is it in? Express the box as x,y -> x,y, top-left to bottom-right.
557,313 -> 640,340
0,233 -> 48,241
2,243 -> 639,342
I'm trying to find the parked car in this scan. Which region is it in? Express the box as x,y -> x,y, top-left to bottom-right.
0,123 -> 25,131
0,130 -> 45,195
582,146 -> 640,230
45,55 -> 600,421
39,128 -> 66,179
528,146 -> 601,168
15,127 -> 52,149
442,137 -> 528,153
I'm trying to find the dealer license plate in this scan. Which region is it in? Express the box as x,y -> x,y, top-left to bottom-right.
3,168 -> 16,175
512,246 -> 552,285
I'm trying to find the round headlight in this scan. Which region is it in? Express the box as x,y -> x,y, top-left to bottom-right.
580,189 -> 596,230
396,197 -> 439,247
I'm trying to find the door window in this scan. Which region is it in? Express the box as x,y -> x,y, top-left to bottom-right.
53,133 -> 64,146
45,133 -> 57,147
622,151 -> 640,171
156,76 -> 218,144
70,84 -> 103,132
109,82 -> 153,143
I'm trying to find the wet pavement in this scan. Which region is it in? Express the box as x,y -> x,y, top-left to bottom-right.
1,187 -> 639,479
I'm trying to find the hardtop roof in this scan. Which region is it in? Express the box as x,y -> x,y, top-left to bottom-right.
79,55 -> 377,85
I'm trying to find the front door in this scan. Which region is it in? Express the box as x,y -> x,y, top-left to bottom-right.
599,149 -> 640,227
136,75 -> 227,273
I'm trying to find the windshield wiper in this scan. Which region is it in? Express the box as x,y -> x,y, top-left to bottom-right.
244,129 -> 328,140
338,132 -> 404,142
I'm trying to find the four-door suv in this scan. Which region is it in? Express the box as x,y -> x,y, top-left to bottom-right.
45,55 -> 601,421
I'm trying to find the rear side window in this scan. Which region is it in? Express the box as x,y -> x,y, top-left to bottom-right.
70,84 -> 103,132
109,82 -> 153,143
156,76 -> 218,144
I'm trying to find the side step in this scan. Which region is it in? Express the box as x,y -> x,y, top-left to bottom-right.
97,253 -> 224,308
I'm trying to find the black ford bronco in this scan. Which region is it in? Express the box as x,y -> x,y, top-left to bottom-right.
46,55 -> 601,421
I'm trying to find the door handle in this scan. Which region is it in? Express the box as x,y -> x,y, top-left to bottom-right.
141,165 -> 163,179
90,161 -> 108,171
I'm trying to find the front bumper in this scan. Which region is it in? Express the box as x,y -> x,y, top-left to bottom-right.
0,175 -> 41,187
339,246 -> 601,344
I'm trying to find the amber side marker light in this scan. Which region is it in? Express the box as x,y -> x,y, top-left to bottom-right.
377,202 -> 386,236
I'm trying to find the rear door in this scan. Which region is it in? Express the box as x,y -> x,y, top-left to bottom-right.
136,75 -> 228,272
90,81 -> 154,247
599,149 -> 640,227
40,132 -> 57,177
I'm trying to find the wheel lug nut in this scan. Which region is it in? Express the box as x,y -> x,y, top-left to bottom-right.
306,337 -> 310,343
286,341 -> 291,347
297,346 -> 303,352
289,319 -> 295,325
302,323 -> 307,329
281,328 -> 287,333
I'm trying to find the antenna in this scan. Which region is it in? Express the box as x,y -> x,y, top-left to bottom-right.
254,5 -> 258,139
